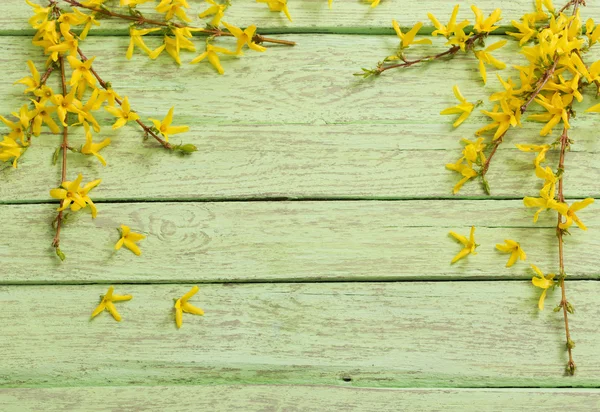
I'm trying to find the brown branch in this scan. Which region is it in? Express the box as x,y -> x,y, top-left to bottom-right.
520,56 -> 559,114
61,0 -> 295,46
77,48 -> 173,150
480,131 -> 506,178
52,55 -> 69,254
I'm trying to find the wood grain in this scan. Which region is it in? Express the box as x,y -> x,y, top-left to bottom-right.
2,0 -> 600,35
1,386 -> 600,411
0,200 -> 597,283
1,282 -> 599,388
0,36 -> 599,201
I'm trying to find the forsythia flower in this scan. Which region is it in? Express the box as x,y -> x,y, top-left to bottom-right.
586,18 -> 600,46
440,85 -> 476,127
81,125 -> 111,166
149,107 -> 189,141
523,183 -> 568,222
190,42 -> 234,74
476,100 -> 521,140
91,286 -> 133,322
508,18 -> 537,45
471,6 -> 502,34
428,5 -> 469,38
449,226 -> 478,264
127,27 -> 165,60
115,225 -> 146,256
257,0 -> 292,22
460,137 -> 486,166
585,102 -> 600,113
528,92 -> 572,136
531,264 -> 555,310
29,100 -> 60,136
51,87 -> 83,126
67,56 -> 97,96
174,286 -> 204,329
199,0 -> 228,26
559,198 -> 594,231
369,0 -> 380,8
105,96 -> 140,129
515,144 -> 551,167
221,22 -> 266,55
474,40 -> 507,84
0,136 -> 23,168
392,20 -> 431,49
0,105 -> 30,144
446,162 -> 478,194
47,24 -> 79,58
15,60 -> 40,94
156,0 -> 191,22
121,0 -> 153,6
49,173 -> 101,217
495,239 -> 526,267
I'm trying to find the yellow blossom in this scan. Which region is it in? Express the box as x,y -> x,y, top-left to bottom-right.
190,42 -> 234,74
523,183 -> 568,222
199,0 -> 228,26
545,73 -> 583,103
72,9 -> 100,40
161,28 -> 198,65
586,18 -> 600,46
149,107 -> 189,141
49,173 -> 87,213
47,24 -> 79,57
445,161 -> 478,194
91,286 -> 133,322
531,264 -> 555,310
535,165 -> 558,191
115,225 -> 146,256
51,87 -> 83,127
26,0 -> 51,30
121,0 -> 153,6
156,0 -> 191,22
29,99 -> 60,136
57,11 -> 86,32
528,92 -> 572,136
95,87 -> 122,108
476,100 -> 521,140
392,20 -> 431,49
449,226 -> 478,264
105,96 -> 140,129
460,137 -> 486,166
508,18 -> 537,45
471,6 -> 502,33
515,144 -> 551,167
75,178 -> 102,218
0,105 -> 30,144
474,40 -> 507,84
126,27 -> 164,60
34,85 -> 54,104
74,89 -> 102,132
440,85 -> 476,127
15,60 -> 40,94
559,198 -> 594,231
81,125 -> 111,166
428,5 -> 469,38
257,0 -> 292,22
496,239 -> 526,267
0,137 -> 23,168
586,102 -> 600,113
174,286 -> 204,329
221,21 -> 266,55
67,56 -> 97,96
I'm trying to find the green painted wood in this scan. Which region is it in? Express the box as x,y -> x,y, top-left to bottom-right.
0,200 -> 597,283
0,36 -> 599,201
1,282 -> 599,388
1,386 -> 600,411
3,0 -> 600,35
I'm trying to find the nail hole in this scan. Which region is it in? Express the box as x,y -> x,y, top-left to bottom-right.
342,376 -> 352,382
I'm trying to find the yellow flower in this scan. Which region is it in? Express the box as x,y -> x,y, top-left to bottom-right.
586,102 -> 600,113
34,85 -> 54,104
221,21 -> 267,55
496,239 -> 526,267
0,137 -> 23,168
29,99 -> 60,136
91,286 -> 133,322
445,161 -> 478,194
126,27 -> 164,60
74,89 -> 102,132
392,20 -> 432,49
26,0 -> 51,29
57,11 -> 86,32
199,0 -> 228,26
190,42 -> 234,74
15,60 -> 40,94
81,124 -> 111,166
508,18 -> 536,45
0,105 -> 30,144
257,0 -> 292,22
115,225 -> 146,256
528,92 -> 572,136
51,87 -> 83,127
515,144 -> 551,167
369,0 -> 380,7
586,18 -> 600,46
49,173 -> 87,213
559,198 -> 594,231
159,27 -> 198,65
428,5 -> 469,38
531,264 -> 555,310
474,40 -> 507,84
449,226 -> 478,264
149,107 -> 189,141
121,0 -> 153,6
545,73 -> 583,103
440,85 -> 476,127
67,56 -> 97,96
156,0 -> 191,22
174,286 -> 204,329
460,137 -> 486,166
72,9 -> 100,40
476,100 -> 521,140
471,6 -> 502,33
523,183 -> 568,223
47,24 -> 79,57
105,96 -> 140,129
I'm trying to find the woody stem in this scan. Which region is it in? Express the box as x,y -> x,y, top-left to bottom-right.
480,132 -> 505,179
557,124 -> 575,375
61,0 -> 296,46
76,48 -> 173,150
52,55 -> 69,251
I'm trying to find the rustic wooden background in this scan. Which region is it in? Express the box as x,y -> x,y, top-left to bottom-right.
0,0 -> 599,410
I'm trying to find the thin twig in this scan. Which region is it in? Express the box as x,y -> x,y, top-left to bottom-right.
480,132 -> 505,178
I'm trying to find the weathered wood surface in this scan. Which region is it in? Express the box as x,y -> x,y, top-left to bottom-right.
2,386 -> 600,411
1,282 -> 599,388
3,0 -> 600,35
0,36 -> 599,201
0,200 -> 597,283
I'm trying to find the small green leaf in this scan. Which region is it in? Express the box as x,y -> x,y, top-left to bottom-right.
55,247 -> 66,261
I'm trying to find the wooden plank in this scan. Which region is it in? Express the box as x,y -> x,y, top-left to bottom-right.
1,282 -> 599,388
2,386 -> 600,411
0,200 -> 597,283
3,1 -> 600,35
1,36 -> 599,201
